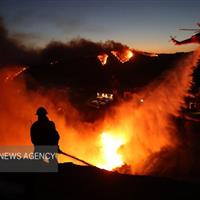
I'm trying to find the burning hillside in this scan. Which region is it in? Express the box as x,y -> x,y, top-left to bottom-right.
1,18 -> 200,181
111,48 -> 134,63
97,54 -> 108,65
1,47 -> 200,179
97,48 -> 134,66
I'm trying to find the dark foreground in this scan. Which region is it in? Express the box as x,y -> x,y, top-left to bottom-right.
0,162 -> 199,200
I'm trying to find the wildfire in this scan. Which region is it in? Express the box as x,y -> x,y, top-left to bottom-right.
97,54 -> 108,65
98,132 -> 125,170
1,47 -> 200,177
5,67 -> 28,82
149,53 -> 158,57
97,48 -> 134,65
111,48 -> 134,63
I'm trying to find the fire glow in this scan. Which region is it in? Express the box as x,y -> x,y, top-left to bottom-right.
0,47 -> 200,176
97,48 -> 134,66
111,48 -> 134,63
5,66 -> 28,82
98,132 -> 125,170
97,54 -> 108,65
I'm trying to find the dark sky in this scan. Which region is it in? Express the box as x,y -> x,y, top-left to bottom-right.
0,0 -> 199,53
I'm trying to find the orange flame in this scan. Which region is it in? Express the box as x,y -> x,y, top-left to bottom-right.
97,132 -> 125,170
111,48 -> 133,63
97,54 -> 108,65
0,47 -> 200,176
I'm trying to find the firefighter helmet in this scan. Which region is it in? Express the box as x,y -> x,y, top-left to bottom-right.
36,107 -> 48,116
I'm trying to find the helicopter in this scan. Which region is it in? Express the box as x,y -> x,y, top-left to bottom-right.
171,23 -> 200,45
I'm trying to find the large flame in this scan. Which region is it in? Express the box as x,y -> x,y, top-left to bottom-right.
97,132 -> 125,170
97,48 -> 134,65
111,48 -> 134,63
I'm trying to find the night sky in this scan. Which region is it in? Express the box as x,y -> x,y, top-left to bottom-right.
0,0 -> 199,53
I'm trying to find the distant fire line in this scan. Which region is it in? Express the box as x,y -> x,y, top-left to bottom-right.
5,67 -> 28,82
97,48 -> 134,66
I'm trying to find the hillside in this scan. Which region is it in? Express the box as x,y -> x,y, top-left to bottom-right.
0,163 -> 199,200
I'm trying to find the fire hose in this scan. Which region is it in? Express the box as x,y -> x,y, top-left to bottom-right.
58,148 -> 95,167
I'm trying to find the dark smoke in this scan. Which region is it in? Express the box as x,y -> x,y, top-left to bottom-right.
0,17 -> 38,67
0,17 -> 189,91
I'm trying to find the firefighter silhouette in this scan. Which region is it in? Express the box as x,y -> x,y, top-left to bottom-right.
30,107 -> 60,164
